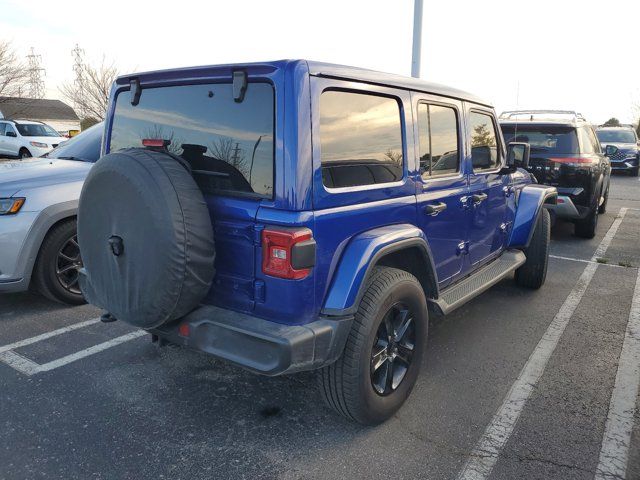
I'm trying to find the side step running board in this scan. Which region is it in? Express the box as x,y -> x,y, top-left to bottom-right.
428,250 -> 526,316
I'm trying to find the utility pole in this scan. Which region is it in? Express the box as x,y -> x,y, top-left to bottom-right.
71,44 -> 86,118
26,47 -> 46,99
230,142 -> 242,167
411,0 -> 424,78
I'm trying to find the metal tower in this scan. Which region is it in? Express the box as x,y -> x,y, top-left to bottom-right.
26,47 -> 46,99
71,44 -> 86,118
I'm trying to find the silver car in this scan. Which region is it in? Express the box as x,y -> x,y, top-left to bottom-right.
0,123 -> 102,304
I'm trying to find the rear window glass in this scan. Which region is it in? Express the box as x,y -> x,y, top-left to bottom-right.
110,82 -> 274,198
501,125 -> 579,155
320,90 -> 403,188
596,129 -> 637,144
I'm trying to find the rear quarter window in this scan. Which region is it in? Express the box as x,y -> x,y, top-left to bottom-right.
109,82 -> 274,198
319,90 -> 403,188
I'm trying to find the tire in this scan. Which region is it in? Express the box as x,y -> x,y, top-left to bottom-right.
631,166 -> 639,177
598,185 -> 609,214
318,267 -> 428,425
515,208 -> 550,289
574,202 -> 598,239
32,218 -> 86,305
78,148 -> 215,329
19,148 -> 31,159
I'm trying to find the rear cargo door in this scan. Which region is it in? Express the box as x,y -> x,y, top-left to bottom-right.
108,80 -> 276,313
500,124 -> 580,186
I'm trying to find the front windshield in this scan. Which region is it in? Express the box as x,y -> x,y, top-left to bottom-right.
16,123 -> 60,137
46,123 -> 103,162
596,129 -> 637,144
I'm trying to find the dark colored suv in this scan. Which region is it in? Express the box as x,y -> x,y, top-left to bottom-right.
77,60 -> 556,424
500,110 -> 611,238
596,126 -> 639,176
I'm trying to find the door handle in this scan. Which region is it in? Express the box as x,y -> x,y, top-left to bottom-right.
471,193 -> 488,205
425,202 -> 447,216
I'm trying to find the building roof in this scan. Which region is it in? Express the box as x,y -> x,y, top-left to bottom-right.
0,97 -> 79,121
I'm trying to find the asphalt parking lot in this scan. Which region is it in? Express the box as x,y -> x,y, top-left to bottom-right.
1,174 -> 639,480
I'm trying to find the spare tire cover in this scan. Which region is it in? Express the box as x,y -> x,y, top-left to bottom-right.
78,148 -> 215,329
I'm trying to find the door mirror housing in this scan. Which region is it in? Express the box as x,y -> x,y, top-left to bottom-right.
5,131 -> 17,138
505,142 -> 530,170
604,144 -> 618,156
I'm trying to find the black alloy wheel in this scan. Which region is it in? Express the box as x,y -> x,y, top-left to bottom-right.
56,234 -> 82,295
370,303 -> 416,395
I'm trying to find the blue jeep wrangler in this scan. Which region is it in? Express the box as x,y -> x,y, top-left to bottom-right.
77,60 -> 556,424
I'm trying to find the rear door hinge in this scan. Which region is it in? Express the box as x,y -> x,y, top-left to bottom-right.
254,280 -> 265,303
253,224 -> 264,245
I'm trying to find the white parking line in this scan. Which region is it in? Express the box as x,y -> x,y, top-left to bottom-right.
0,317 -> 101,354
595,267 -> 640,480
0,330 -> 146,376
36,330 -> 147,373
0,317 -> 147,376
457,208 -> 628,480
0,350 -> 41,376
549,255 -> 630,268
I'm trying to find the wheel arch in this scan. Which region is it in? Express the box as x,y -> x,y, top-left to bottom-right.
508,185 -> 557,249
17,201 -> 78,287
321,224 -> 439,316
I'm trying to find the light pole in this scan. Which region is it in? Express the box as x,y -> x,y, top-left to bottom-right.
411,0 -> 423,78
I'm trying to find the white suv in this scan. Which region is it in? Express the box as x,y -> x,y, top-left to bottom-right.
0,119 -> 67,158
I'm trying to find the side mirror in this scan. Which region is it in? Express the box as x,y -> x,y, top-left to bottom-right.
604,145 -> 618,156
6,131 -> 17,138
506,142 -> 530,170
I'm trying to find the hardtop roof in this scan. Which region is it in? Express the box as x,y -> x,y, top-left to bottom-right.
115,59 -> 492,108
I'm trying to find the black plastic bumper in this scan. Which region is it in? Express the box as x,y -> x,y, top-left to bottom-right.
149,305 -> 353,376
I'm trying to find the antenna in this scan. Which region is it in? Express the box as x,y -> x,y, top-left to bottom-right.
71,44 -> 86,118
26,47 -> 46,99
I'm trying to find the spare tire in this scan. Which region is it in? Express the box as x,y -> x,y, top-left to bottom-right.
77,148 -> 215,329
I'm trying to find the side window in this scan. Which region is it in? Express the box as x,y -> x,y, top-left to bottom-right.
418,103 -> 459,178
0,123 -> 6,136
320,90 -> 403,188
4,124 -> 16,136
469,111 -> 500,171
578,127 -> 595,154
587,127 -> 601,153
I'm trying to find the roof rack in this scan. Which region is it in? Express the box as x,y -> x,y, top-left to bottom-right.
499,110 -> 587,122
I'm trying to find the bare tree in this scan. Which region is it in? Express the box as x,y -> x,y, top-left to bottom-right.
60,56 -> 118,120
210,137 -> 248,176
0,41 -> 30,102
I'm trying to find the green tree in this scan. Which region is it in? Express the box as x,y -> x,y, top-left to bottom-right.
471,124 -> 496,147
602,117 -> 621,127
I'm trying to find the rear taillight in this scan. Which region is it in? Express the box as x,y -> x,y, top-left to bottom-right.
142,138 -> 171,148
548,157 -> 598,165
262,228 -> 316,279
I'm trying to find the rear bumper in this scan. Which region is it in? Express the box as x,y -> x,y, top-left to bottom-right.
547,188 -> 589,219
149,305 -> 353,376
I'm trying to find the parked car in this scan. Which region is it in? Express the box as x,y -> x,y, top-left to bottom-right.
0,122 -> 102,304
596,125 -> 639,176
77,61 -> 556,424
0,119 -> 68,159
500,110 -> 611,238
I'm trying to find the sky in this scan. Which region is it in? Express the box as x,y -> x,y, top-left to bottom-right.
1,0 -> 639,124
